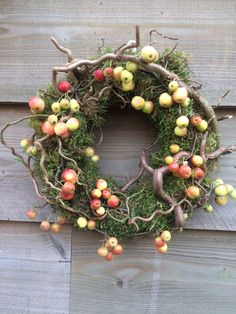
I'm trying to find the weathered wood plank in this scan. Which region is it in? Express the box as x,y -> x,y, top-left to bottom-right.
0,222 -> 71,314
71,229 -> 236,314
0,0 -> 236,105
0,104 -> 236,231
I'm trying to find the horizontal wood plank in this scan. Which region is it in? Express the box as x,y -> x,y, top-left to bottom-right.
71,229 -> 236,314
0,104 -> 236,231
0,222 -> 71,314
0,0 -> 236,105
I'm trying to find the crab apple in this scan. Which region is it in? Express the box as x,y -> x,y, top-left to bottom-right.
48,114 -> 58,125
181,97 -> 191,108
28,96 -> 45,113
176,116 -> 189,128
96,179 -> 108,191
192,167 -> 205,179
160,230 -> 171,242
140,46 -> 159,63
87,220 -> 96,230
91,154 -> 100,162
204,204 -> 213,213
26,146 -> 37,156
61,182 -> 76,194
191,155 -> 204,167
156,243 -> 168,254
60,191 -> 75,200
172,87 -> 188,104
159,92 -> 173,108
168,162 -> 180,173
42,121 -> 55,135
20,138 -> 30,150
213,178 -> 224,187
154,237 -> 165,248
54,122 -> 68,136
164,156 -> 174,165
120,69 -> 133,83
196,120 -> 208,132
215,196 -> 228,206
85,147 -> 95,157
105,252 -> 113,261
186,186 -> 200,199
102,189 -> 112,199
97,247 -> 108,257
226,184 -> 234,194
142,101 -> 154,114
61,168 -> 78,184
93,69 -> 104,81
56,216 -> 67,225
107,195 -> 120,208
126,61 -> 139,73
60,98 -> 70,110
60,130 -> 71,139
112,244 -> 123,255
70,99 -> 80,112
131,96 -> 145,110
103,67 -> 113,78
91,189 -> 102,199
66,117 -> 80,131
214,184 -> 228,197
51,223 -> 62,233
58,80 -> 71,93
113,66 -> 124,81
121,81 -> 135,92
169,144 -> 180,154
174,126 -> 187,137
40,220 -> 50,231
77,217 -> 87,229
51,102 -> 61,113
26,209 -> 37,219
229,189 -> 236,199
190,115 -> 202,127
96,206 -> 106,216
168,80 -> 179,92
90,199 -> 101,210
107,237 -> 118,248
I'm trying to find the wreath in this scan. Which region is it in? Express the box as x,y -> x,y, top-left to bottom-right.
1,26 -> 236,260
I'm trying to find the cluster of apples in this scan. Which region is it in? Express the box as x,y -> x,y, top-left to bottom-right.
174,114 -> 208,138
131,96 -> 154,114
155,230 -> 171,254
97,237 -> 123,261
60,168 -> 78,200
90,179 -> 120,217
84,146 -> 100,163
159,81 -> 190,109
213,178 -> 236,206
76,216 -> 96,230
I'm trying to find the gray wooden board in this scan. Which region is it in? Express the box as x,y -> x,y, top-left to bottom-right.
71,229 -> 236,314
0,0 -> 236,105
0,104 -> 236,231
0,221 -> 71,314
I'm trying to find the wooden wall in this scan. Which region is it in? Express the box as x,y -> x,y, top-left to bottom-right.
1,1 -> 236,313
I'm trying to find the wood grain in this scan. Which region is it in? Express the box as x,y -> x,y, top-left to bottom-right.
71,229 -> 236,314
0,222 -> 71,314
0,0 -> 236,105
1,104 -> 236,231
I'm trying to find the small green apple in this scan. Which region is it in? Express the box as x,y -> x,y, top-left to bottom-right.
196,120 -> 208,132
70,99 -> 80,112
140,46 -> 159,63
126,61 -> 139,73
121,81 -> 135,92
168,80 -> 179,92
159,93 -> 173,108
131,96 -> 145,110
142,101 -> 154,114
51,102 -> 61,113
176,116 -> 189,128
174,126 -> 187,137
120,70 -> 133,83
113,66 -> 124,81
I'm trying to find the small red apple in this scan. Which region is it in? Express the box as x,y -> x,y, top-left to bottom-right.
154,237 -> 165,248
90,199 -> 101,210
190,115 -> 202,127
178,164 -> 192,179
103,67 -> 113,78
42,121 -> 55,136
60,191 -> 75,200
28,96 -> 45,113
61,169 -> 78,184
107,195 -> 120,208
96,179 -> 108,191
26,209 -> 37,219
168,162 -> 180,173
61,182 -> 76,194
102,189 -> 112,199
58,80 -> 71,93
112,244 -> 123,255
87,220 -> 96,230
60,129 -> 71,139
40,220 -> 50,231
185,186 -> 200,199
156,243 -> 168,254
50,223 -> 62,233
93,69 -> 104,81
105,252 -> 113,261
97,247 -> 108,257
54,122 -> 69,136
192,167 -> 205,179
